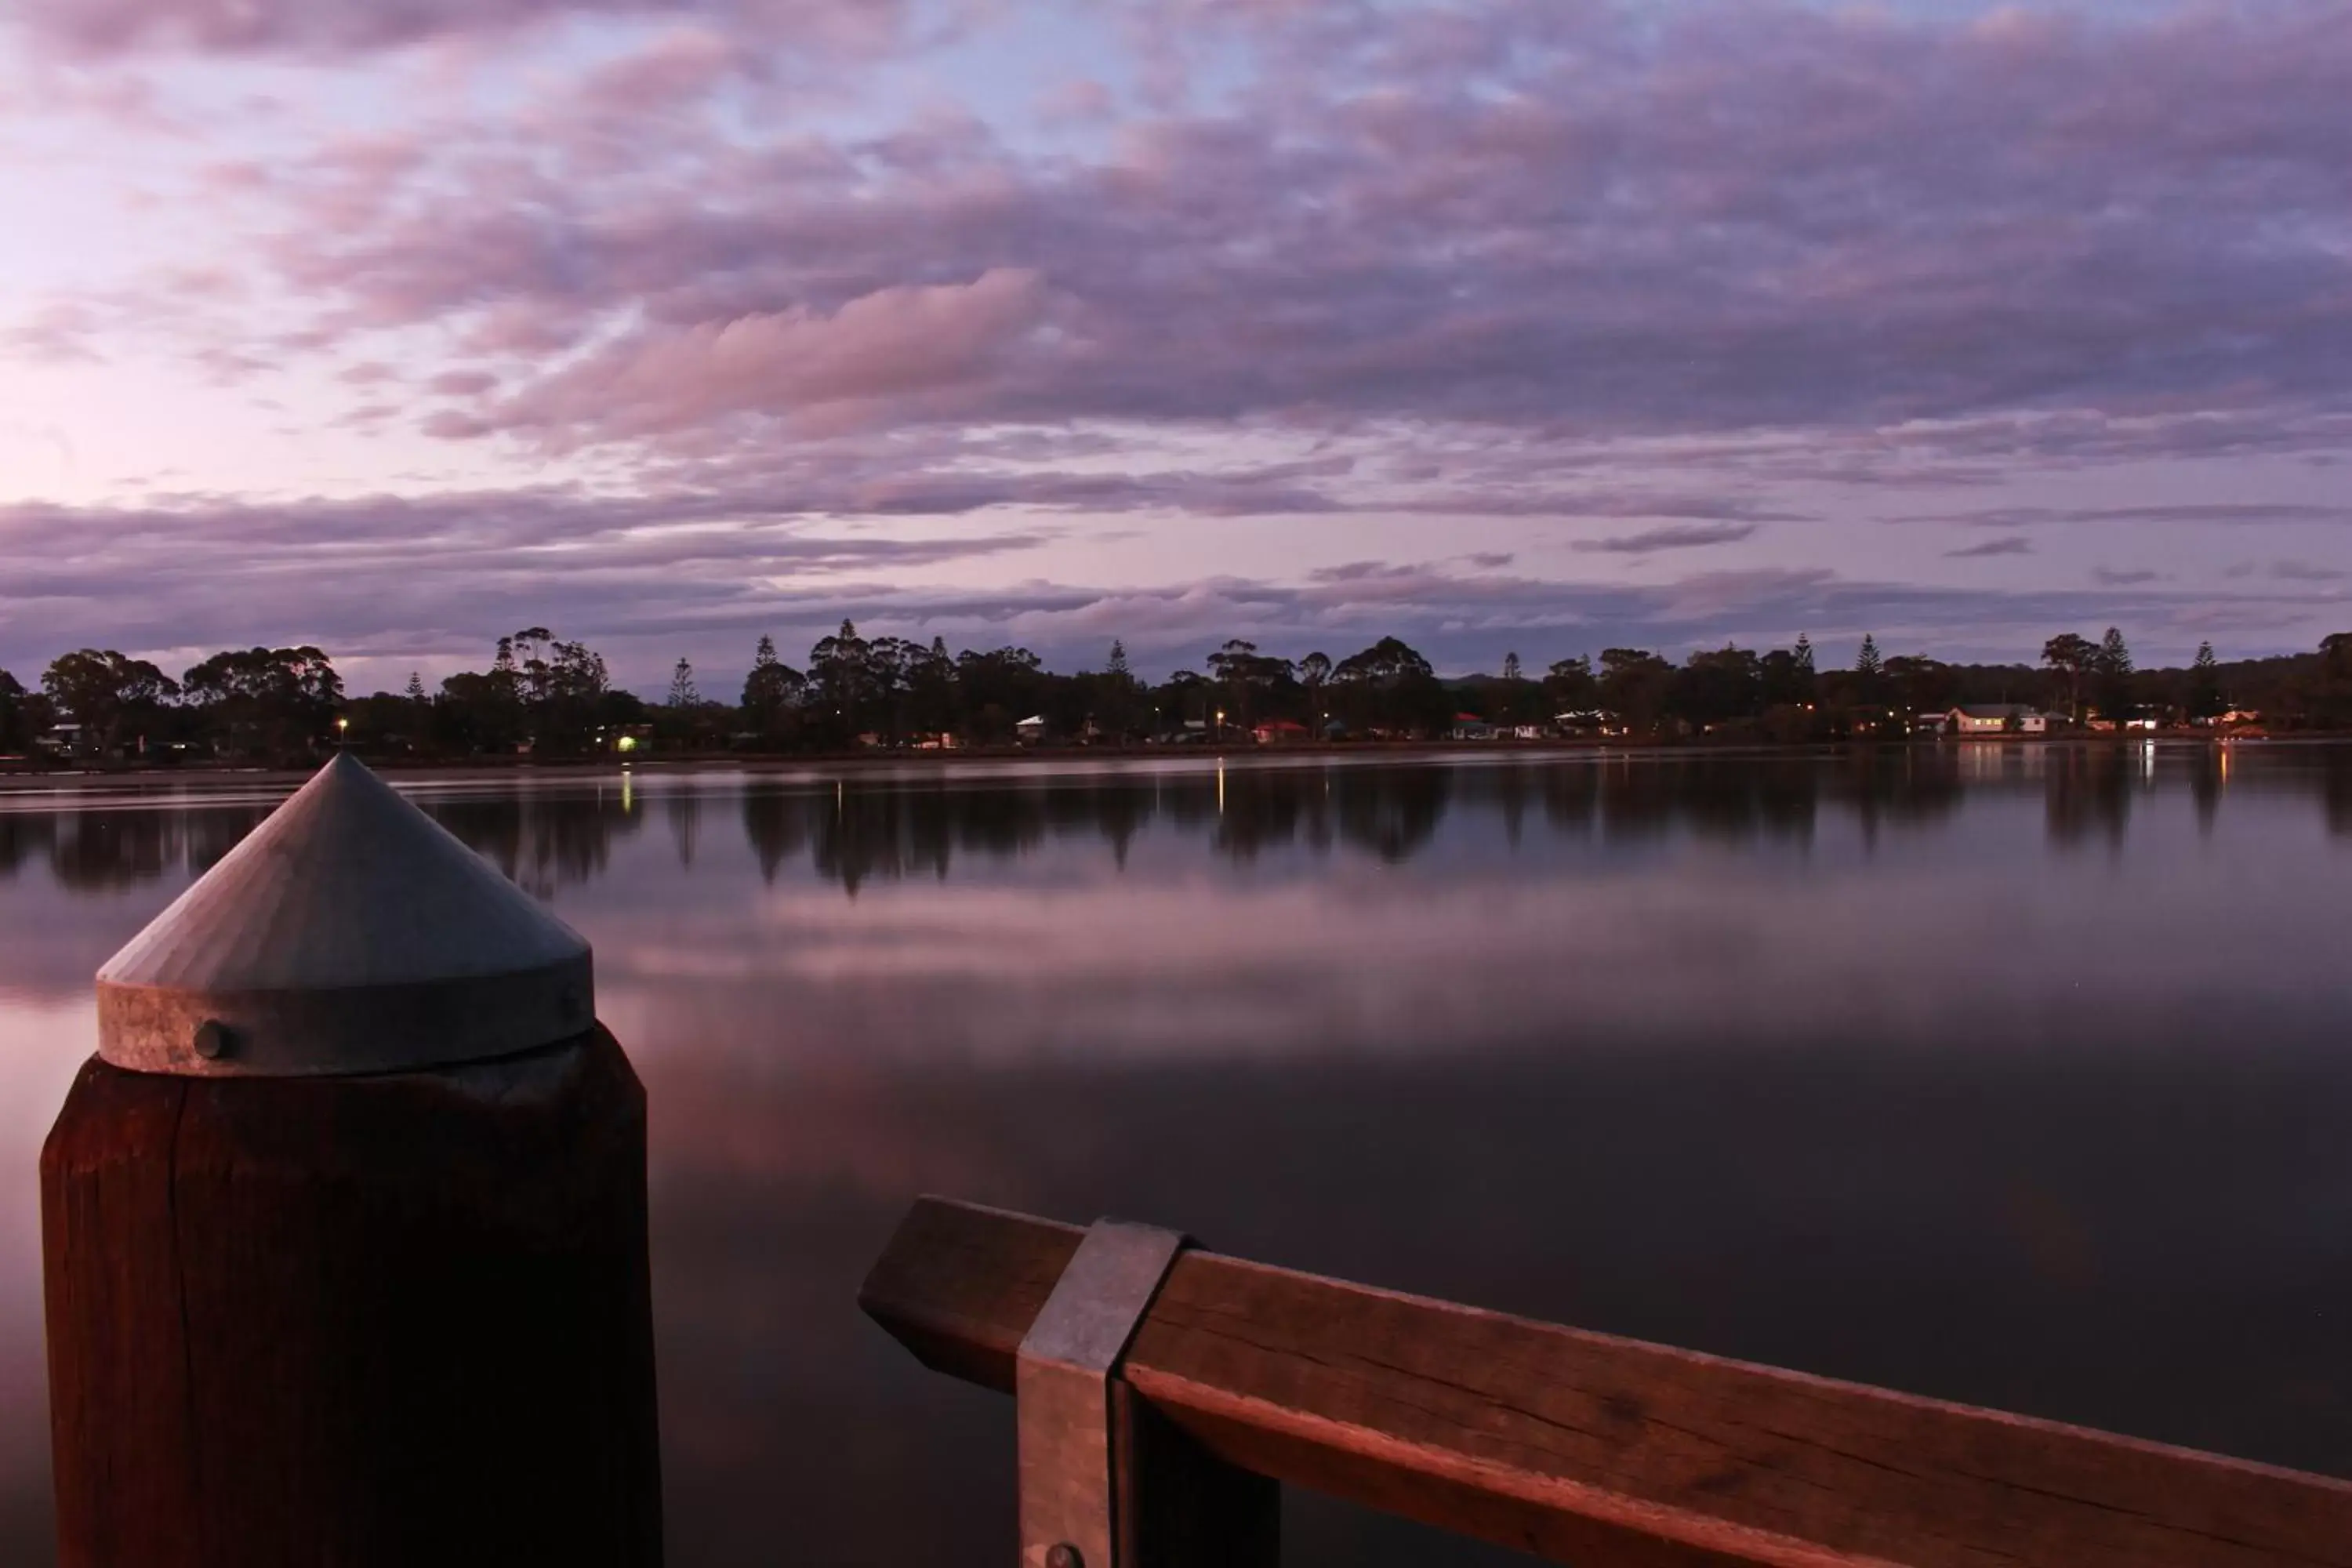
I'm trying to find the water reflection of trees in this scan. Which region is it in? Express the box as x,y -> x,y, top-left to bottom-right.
45,811 -> 185,891
2189,747 -> 2222,837
1834,749 -> 1965,846
12,746 -> 2350,895
1521,752 -> 1962,847
764,766 -> 1460,887
0,812 -> 56,880
666,788 -> 702,869
426,789 -> 648,898
2325,750 -> 2352,838
1189,765 -> 1454,863
187,805 -> 274,873
1564,757 -> 1829,844
0,800 -> 270,894
2045,747 -> 2138,851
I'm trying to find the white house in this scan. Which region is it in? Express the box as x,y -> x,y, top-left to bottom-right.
1946,704 -> 2048,735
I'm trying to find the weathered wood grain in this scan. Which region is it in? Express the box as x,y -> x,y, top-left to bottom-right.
861,1196 -> 2352,1568
43,1028 -> 662,1568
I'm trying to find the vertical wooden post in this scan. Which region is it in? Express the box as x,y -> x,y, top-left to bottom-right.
1015,1220 -> 1276,1568
41,754 -> 662,1568
1113,1387 -> 1279,1568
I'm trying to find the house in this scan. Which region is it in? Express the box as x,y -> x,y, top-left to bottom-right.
1946,704 -> 2047,735
1014,714 -> 1047,742
35,722 -> 86,757
1450,713 -> 1497,741
1252,719 -> 1310,745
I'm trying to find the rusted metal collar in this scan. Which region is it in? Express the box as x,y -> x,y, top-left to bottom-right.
1015,1219 -> 1189,1568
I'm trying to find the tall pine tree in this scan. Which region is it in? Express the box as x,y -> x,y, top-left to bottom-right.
2094,627 -> 2133,721
742,635 -> 804,736
2189,641 -> 2223,720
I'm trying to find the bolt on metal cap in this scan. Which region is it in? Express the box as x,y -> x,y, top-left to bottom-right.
95,753 -> 594,1077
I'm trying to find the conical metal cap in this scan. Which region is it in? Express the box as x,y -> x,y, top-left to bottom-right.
96,753 -> 594,1076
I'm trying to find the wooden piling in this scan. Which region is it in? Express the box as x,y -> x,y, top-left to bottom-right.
42,754 -> 662,1568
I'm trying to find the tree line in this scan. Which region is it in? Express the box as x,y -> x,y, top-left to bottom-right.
6,624 -> 2352,767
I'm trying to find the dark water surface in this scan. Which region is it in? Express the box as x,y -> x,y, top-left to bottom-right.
5,745 -> 2351,1563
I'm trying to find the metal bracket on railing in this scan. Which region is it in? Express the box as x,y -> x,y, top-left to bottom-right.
1015,1219 -> 1189,1568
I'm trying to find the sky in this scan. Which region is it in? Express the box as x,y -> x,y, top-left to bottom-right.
1,0 -> 2348,695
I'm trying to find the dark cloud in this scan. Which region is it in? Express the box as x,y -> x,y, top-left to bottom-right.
2270,559 -> 2347,583
1572,523 -> 1759,556
1946,536 -> 2034,559
0,486 -> 1050,677
2092,567 -> 2163,586
5,488 -> 2336,689
836,561 -> 2347,680
1903,503 -> 2350,529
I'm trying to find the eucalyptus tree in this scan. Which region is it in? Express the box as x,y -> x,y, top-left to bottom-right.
2042,632 -> 2096,722
181,646 -> 343,760
42,649 -> 181,757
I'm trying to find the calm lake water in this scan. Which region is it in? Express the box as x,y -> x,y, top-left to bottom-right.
4,746 -> 2351,1563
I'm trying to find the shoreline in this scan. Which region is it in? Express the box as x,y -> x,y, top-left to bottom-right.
0,731 -> 2308,795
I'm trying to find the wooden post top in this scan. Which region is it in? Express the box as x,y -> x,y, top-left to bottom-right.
95,752 -> 593,1077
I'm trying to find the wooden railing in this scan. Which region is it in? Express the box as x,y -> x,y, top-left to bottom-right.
862,1196 -> 2352,1568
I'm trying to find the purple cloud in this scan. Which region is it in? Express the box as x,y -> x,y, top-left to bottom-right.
6,1 -> 2352,686
3,483 -> 2345,691
1572,523 -> 1759,557
144,0 -> 2343,464
1906,503 -> 2350,529
14,0 -> 924,57
482,269 -> 1057,443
